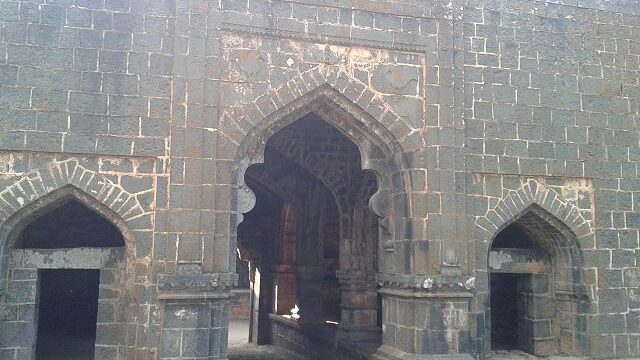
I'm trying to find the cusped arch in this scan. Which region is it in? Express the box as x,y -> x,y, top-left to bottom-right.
488,203 -> 586,291
227,66 -> 410,222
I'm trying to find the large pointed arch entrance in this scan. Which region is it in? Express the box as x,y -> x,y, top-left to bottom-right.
235,113 -> 382,356
227,75 -> 410,358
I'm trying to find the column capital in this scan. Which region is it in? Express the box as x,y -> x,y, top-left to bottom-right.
335,270 -> 376,281
336,270 -> 377,289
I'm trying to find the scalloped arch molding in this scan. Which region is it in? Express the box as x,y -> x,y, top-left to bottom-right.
229,65 -> 411,222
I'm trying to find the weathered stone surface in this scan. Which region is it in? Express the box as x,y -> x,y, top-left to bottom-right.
0,0 -> 638,359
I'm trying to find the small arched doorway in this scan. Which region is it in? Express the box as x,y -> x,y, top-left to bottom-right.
234,113 -> 381,356
2,191 -> 127,360
488,205 -> 584,357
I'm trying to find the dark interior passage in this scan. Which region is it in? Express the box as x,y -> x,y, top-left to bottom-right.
236,113 -> 381,355
490,273 -> 519,350
489,214 -> 558,356
36,269 -> 100,360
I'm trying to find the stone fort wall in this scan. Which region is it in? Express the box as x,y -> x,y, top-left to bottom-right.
0,0 -> 638,359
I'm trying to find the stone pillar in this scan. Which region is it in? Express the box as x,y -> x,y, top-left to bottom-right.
248,262 -> 259,344
294,265 -> 325,326
335,270 -> 380,344
256,268 -> 275,345
157,268 -> 236,360
274,264 -> 296,315
247,261 -> 277,345
516,274 -> 549,356
374,264 -> 475,359
556,291 -> 583,356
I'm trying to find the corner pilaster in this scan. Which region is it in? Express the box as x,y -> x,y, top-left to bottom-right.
336,270 -> 381,344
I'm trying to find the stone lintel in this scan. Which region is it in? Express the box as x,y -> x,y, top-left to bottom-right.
11,247 -> 124,269
378,288 -> 473,299
489,248 -> 549,274
157,291 -> 232,301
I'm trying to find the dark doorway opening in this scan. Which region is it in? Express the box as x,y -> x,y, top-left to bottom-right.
490,273 -> 519,350
489,211 -> 561,356
234,113 -> 381,357
18,199 -> 125,249
36,269 -> 100,360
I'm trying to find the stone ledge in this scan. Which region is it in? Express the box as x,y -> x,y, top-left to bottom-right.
269,313 -> 380,359
378,288 -> 473,299
157,272 -> 238,294
157,291 -> 232,301
376,272 -> 476,292
220,23 -> 429,53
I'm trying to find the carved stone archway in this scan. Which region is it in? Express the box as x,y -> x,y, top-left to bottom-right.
474,180 -> 593,358
223,67 -> 412,358
227,67 -> 410,264
0,158 -> 151,360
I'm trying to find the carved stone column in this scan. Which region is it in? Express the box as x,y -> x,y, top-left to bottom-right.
294,265 -> 325,326
335,270 -> 380,344
255,267 -> 276,345
157,266 -> 237,360
273,264 -> 296,315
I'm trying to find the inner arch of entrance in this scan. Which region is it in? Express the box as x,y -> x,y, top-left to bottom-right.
228,80 -> 412,357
